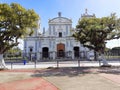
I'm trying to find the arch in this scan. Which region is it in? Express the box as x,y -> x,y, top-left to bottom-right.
57,43 -> 65,57
42,47 -> 49,58
74,47 -> 80,58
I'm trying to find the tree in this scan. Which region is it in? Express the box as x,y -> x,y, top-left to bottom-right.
73,14 -> 120,65
4,47 -> 22,58
0,3 -> 39,68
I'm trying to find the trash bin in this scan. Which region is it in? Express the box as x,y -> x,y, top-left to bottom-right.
23,60 -> 26,65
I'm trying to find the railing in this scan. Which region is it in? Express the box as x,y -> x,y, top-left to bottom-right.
5,60 -> 120,69
4,51 -> 120,69
4,51 -> 120,62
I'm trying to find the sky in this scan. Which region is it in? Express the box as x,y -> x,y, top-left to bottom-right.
1,0 -> 120,49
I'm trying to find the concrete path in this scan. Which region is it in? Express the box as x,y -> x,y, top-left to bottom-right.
44,74 -> 120,90
0,67 -> 120,90
99,73 -> 120,84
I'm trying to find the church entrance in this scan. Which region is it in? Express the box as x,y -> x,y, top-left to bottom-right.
74,47 -> 79,58
57,43 -> 65,57
42,47 -> 49,58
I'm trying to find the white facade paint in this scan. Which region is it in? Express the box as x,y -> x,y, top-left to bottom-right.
24,12 -> 94,61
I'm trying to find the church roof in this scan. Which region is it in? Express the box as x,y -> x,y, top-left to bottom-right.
48,12 -> 72,24
81,9 -> 95,18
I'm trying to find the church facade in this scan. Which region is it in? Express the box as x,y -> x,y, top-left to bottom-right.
23,11 -> 94,61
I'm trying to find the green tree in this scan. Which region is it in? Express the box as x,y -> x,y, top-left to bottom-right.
73,14 -> 120,65
5,47 -> 22,57
0,3 -> 39,68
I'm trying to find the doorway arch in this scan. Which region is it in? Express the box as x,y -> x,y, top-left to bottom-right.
57,43 -> 65,57
42,47 -> 49,58
74,47 -> 79,58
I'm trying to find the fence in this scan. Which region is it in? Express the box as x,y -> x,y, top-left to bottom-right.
3,51 -> 120,69
5,59 -> 120,69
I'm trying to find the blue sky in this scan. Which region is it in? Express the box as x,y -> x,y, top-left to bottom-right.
1,0 -> 120,49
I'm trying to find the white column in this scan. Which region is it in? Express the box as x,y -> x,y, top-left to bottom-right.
39,52 -> 42,60
53,51 -> 56,60
36,52 -> 40,61
72,51 -> 74,59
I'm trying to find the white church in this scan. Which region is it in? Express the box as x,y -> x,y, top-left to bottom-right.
23,10 -> 95,61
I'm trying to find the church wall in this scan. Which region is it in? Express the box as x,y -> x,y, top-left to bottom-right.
23,12 -> 94,60
40,38 -> 50,51
25,40 -> 36,53
49,23 -> 72,37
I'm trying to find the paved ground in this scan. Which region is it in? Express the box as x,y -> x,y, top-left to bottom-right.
0,77 -> 58,90
44,74 -> 120,90
0,67 -> 120,90
99,73 -> 120,84
32,67 -> 120,90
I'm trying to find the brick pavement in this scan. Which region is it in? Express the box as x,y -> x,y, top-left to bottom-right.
0,77 -> 58,90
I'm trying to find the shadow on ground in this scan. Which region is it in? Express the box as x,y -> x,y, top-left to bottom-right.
98,67 -> 120,75
31,66 -> 120,78
31,67 -> 94,77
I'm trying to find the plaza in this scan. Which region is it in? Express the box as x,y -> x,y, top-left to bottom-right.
0,67 -> 120,90
1,0 -> 120,90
